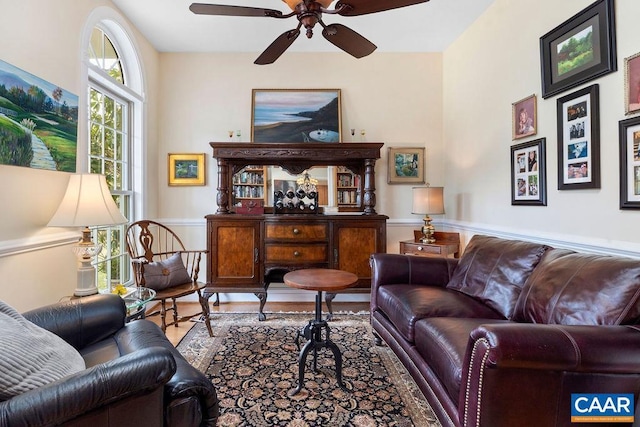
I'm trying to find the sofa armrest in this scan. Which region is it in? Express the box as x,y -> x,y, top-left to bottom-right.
0,347 -> 176,427
370,253 -> 458,309
23,294 -> 126,350
460,323 -> 640,427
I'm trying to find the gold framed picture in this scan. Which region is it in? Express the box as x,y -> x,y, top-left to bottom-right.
387,147 -> 425,185
168,153 -> 206,186
512,94 -> 537,140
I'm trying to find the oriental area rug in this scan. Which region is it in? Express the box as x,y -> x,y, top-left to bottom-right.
177,312 -> 441,427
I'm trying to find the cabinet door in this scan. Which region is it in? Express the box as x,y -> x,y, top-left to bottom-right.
207,219 -> 263,289
333,218 -> 386,289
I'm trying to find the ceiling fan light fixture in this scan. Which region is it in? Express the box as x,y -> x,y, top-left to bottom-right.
281,0 -> 333,11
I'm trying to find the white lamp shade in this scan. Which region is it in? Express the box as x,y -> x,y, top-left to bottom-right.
412,186 -> 445,215
48,174 -> 127,227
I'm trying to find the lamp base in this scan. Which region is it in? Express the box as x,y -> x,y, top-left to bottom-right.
74,263 -> 99,296
420,215 -> 436,244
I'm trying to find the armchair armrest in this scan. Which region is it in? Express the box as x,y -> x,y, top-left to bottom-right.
22,294 -> 126,350
0,347 -> 176,427
370,253 -> 458,309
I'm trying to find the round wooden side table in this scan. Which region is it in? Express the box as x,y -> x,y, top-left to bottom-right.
283,268 -> 358,396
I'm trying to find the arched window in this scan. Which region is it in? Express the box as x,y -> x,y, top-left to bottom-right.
83,12 -> 144,291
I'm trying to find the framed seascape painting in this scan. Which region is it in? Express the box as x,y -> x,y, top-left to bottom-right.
251,89 -> 342,143
512,94 -> 537,140
556,84 -> 600,190
168,153 -> 206,186
511,138 -> 547,206
387,147 -> 425,185
540,0 -> 616,99
624,52 -> 640,115
618,116 -> 640,209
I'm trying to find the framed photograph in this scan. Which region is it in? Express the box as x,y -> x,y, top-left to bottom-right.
540,0 -> 616,99
168,153 -> 206,186
387,147 -> 425,185
556,84 -> 600,190
618,116 -> 640,209
624,52 -> 640,115
251,89 -> 342,143
512,94 -> 537,140
511,138 -> 547,206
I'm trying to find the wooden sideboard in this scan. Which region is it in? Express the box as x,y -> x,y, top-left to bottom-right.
205,142 -> 387,320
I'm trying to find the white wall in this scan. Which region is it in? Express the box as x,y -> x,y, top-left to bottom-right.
443,0 -> 640,255
0,0 -> 160,310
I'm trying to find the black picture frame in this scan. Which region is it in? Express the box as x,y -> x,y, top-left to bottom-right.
511,138 -> 547,206
618,116 -> 640,209
540,0 -> 616,99
557,84 -> 600,190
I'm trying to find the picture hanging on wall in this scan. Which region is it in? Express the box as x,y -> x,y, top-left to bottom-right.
540,0 -> 616,99
512,94 -> 537,140
387,147 -> 425,185
511,138 -> 547,206
618,115 -> 640,209
556,84 -> 600,190
168,153 -> 206,186
0,59 -> 78,172
624,52 -> 640,115
251,89 -> 342,143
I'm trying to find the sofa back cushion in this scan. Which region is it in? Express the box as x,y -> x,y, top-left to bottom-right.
513,250 -> 640,325
446,235 -> 550,319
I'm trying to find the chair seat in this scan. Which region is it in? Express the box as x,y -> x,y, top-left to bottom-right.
151,281 -> 206,300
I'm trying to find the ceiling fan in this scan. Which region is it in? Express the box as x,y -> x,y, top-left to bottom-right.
189,0 -> 429,65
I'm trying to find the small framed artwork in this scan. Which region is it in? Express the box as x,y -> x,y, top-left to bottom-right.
168,153 -> 206,186
512,94 -> 537,140
387,147 -> 425,185
556,84 -> 600,190
540,0 -> 616,99
511,138 -> 547,206
251,89 -> 342,143
624,52 -> 640,115
618,116 -> 640,209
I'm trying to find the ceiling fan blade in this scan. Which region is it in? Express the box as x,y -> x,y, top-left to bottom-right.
254,29 -> 301,65
189,3 -> 283,18
335,0 -> 428,16
322,24 -> 376,59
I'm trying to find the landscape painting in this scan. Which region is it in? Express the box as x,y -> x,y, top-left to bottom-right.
251,89 -> 341,143
0,59 -> 78,171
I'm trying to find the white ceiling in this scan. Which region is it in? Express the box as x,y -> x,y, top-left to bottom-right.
111,0 -> 495,54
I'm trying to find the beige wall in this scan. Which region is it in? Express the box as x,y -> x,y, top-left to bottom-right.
0,0 -> 160,310
443,0 -> 640,254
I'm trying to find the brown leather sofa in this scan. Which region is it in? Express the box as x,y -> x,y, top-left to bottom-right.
0,294 -> 218,427
370,235 -> 640,427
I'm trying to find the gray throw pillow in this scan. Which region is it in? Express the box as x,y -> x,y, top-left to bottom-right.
143,252 -> 192,291
0,300 -> 85,401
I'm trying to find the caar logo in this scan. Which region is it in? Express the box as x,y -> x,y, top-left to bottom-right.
571,394 -> 634,423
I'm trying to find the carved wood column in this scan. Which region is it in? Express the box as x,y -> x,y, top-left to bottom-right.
216,158 -> 230,213
363,158 -> 377,214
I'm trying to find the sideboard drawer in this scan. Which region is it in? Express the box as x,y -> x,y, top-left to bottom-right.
265,224 -> 328,240
265,244 -> 328,263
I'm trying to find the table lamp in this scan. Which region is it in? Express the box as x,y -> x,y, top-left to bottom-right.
48,173 -> 128,296
412,185 -> 444,244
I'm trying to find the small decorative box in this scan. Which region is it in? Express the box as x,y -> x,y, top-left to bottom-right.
236,200 -> 264,215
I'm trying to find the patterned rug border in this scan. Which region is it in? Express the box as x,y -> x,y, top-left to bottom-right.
177,312 -> 441,426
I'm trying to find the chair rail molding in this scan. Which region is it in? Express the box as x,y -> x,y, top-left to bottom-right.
0,232 -> 79,258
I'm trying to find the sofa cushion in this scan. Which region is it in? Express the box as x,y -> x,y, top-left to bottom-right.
513,250 -> 640,325
0,300 -> 86,401
377,284 -> 504,343
446,235 -> 550,319
414,317 -> 510,404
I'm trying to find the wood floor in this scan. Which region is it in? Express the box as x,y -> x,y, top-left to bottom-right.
147,301 -> 370,346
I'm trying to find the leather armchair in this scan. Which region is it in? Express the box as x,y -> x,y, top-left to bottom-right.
0,294 -> 218,427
